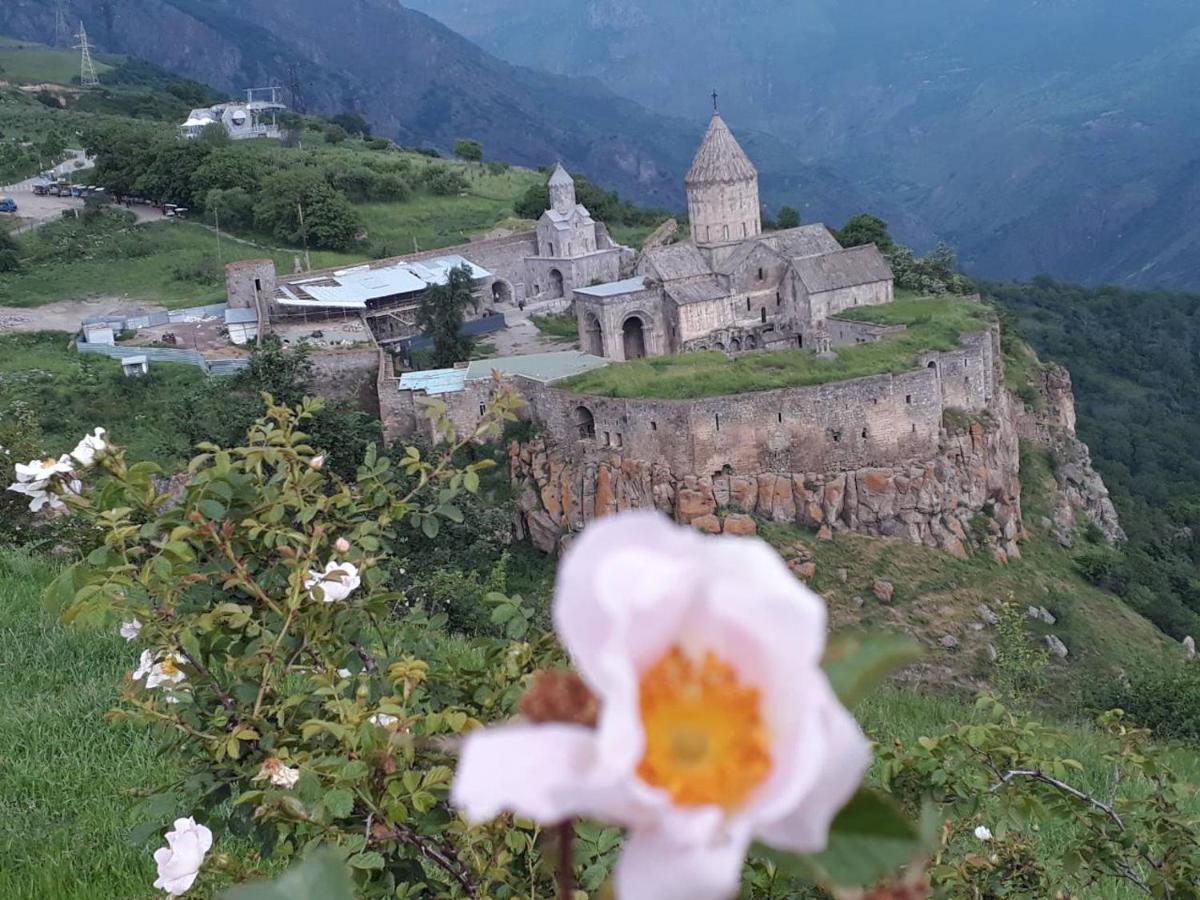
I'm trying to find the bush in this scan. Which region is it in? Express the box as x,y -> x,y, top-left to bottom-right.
1085,661 -> 1200,742
323,124 -> 349,144
254,170 -> 361,251
419,166 -> 469,196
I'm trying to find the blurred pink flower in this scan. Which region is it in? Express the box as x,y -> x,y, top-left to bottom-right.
453,512 -> 870,900
152,816 -> 212,896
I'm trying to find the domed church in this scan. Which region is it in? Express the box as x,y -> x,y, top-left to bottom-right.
574,107 -> 895,361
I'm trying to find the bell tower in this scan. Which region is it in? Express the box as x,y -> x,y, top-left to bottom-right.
685,95 -> 761,246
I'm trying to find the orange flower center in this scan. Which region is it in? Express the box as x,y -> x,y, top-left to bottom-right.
160,657 -> 179,676
636,646 -> 771,809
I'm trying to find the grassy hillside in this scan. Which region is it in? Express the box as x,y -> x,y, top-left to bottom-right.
0,35 -> 116,85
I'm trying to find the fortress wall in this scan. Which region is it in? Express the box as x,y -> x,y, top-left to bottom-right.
306,347 -> 380,410
507,328 -> 1021,560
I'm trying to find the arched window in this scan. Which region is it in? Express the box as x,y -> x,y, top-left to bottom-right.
760,308 -> 767,324
723,224 -> 730,241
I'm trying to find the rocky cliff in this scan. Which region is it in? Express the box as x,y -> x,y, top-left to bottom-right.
1015,363 -> 1126,547
511,393 -> 1025,562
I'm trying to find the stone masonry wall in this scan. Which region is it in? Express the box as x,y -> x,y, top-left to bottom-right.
505,327 -> 1023,559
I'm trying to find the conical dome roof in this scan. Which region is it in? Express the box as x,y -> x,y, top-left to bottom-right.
686,113 -> 758,186
549,163 -> 574,186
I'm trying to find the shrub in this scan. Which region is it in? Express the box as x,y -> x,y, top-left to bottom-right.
419,166 -> 469,196
1085,661 -> 1200,742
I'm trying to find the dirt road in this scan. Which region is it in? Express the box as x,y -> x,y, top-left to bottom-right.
0,296 -> 168,335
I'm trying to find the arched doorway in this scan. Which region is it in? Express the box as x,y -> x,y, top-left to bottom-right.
622,316 -> 647,360
583,313 -> 604,356
744,334 -> 757,350
729,338 -> 742,352
573,406 -> 595,440
491,279 -> 513,305
549,268 -> 564,299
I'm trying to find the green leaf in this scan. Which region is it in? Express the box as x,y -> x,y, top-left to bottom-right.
221,851 -> 355,900
198,499 -> 226,521
323,788 -> 355,819
755,788 -> 926,889
823,633 -> 921,708
347,851 -> 385,870
421,515 -> 439,539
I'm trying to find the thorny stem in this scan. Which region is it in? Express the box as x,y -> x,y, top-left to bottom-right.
371,823 -> 478,897
178,647 -> 237,713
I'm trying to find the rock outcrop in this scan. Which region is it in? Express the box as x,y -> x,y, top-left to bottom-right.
1015,363 -> 1125,545
511,402 -> 1024,559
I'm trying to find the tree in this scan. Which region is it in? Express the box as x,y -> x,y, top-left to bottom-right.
0,230 -> 20,273
324,124 -> 349,145
330,112 -> 371,137
205,187 -> 255,232
836,213 -> 894,251
255,170 -> 361,251
454,139 -> 483,163
415,264 -> 478,368
776,205 -> 801,229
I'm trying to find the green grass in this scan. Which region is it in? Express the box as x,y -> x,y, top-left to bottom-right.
531,312 -> 580,342
0,36 -> 116,85
0,549 -> 168,899
0,219 -> 349,308
563,294 -> 992,399
0,331 -> 206,464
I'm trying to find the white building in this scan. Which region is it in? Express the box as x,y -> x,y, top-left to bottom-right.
181,88 -> 287,141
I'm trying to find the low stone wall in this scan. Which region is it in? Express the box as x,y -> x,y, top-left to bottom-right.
827,316 -> 907,346
307,347 -> 380,412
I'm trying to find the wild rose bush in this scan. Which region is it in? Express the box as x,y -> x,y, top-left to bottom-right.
28,395 -> 926,897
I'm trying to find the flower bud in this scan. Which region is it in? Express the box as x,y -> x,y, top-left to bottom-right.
309,454 -> 325,470
335,537 -> 351,553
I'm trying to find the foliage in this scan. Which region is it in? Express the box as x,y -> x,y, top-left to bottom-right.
420,166 -> 469,197
880,697 -> 1200,897
990,598 -> 1051,706
329,113 -> 371,138
837,213 -> 973,295
323,124 -> 349,145
415,264 -> 479,368
836,213 -> 895,252
453,139 -> 483,163
206,187 -> 256,231
988,277 -> 1200,640
254,169 -> 361,251
49,393 -> 567,898
775,205 -> 801,229
0,228 -> 18,273
1085,660 -> 1200,743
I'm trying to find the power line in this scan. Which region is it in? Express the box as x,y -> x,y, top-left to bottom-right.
54,1 -> 70,48
75,21 -> 100,88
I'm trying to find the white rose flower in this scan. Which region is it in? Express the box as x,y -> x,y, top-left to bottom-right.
975,825 -> 993,842
7,454 -> 76,512
452,512 -> 871,900
120,618 -> 143,641
152,816 -> 212,897
134,650 -> 188,690
309,454 -> 325,470
335,537 -> 351,553
133,649 -> 155,681
336,668 -> 353,679
304,560 -> 361,603
13,455 -> 74,483
70,427 -> 108,467
369,713 -> 398,728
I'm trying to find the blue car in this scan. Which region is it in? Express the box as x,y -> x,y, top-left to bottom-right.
0,198 -> 17,213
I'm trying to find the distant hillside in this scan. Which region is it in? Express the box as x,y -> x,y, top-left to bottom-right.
410,0 -> 1200,290
0,0 -> 877,224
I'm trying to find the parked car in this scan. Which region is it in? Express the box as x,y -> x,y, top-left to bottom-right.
0,198 -> 18,213
32,184 -> 48,196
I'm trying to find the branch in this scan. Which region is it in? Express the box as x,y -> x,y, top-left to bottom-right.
178,647 -> 237,713
372,823 -> 478,897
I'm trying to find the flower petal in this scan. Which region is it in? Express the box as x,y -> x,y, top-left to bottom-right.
615,827 -> 749,900
752,686 -> 872,854
453,722 -> 637,825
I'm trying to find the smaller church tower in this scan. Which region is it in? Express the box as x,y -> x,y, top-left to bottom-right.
549,163 -> 577,215
686,102 -> 762,246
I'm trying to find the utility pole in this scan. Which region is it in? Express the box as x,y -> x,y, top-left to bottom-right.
75,22 -> 100,88
213,207 -> 223,266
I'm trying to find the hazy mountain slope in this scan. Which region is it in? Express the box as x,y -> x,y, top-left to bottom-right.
410,0 -> 1200,288
0,0 -> 880,223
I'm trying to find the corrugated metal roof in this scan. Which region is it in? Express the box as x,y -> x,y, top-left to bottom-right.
465,350 -> 609,384
279,255 -> 492,308
399,368 -> 467,395
575,276 -> 650,298
224,307 -> 259,324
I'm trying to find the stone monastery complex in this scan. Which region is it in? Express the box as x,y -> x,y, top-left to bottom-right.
214,108 -> 1122,559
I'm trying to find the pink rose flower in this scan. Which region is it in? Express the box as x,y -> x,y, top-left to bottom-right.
452,511 -> 871,900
